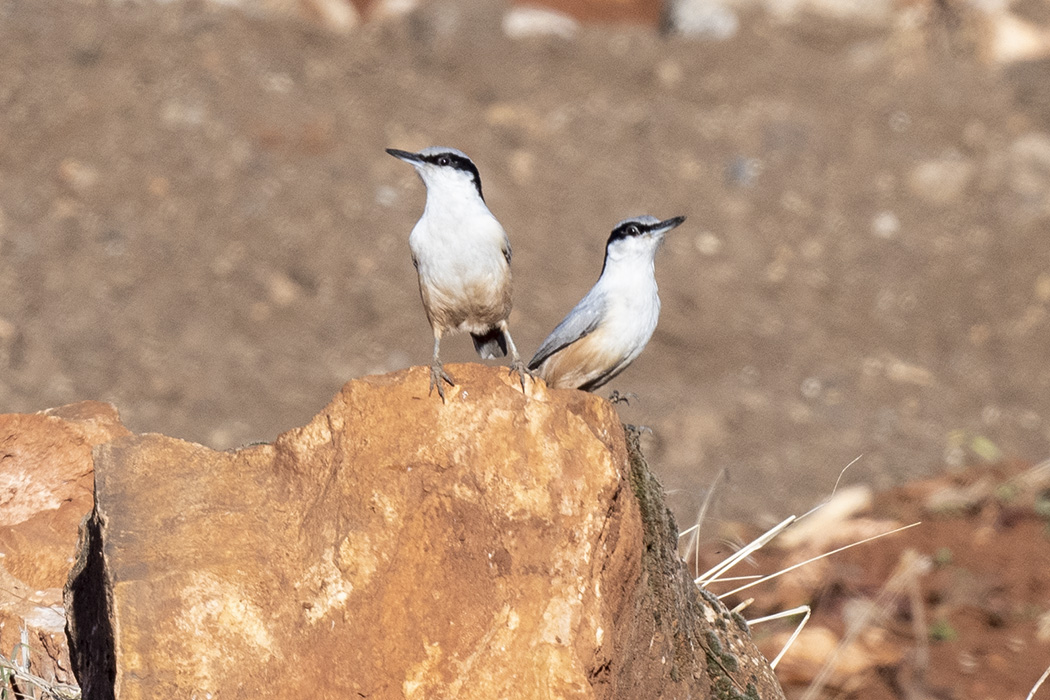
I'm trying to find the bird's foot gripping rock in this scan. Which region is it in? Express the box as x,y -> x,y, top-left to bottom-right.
429,362 -> 456,401
508,359 -> 534,393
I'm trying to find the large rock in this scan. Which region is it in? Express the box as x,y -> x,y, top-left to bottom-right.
67,364 -> 784,699
0,401 -> 129,689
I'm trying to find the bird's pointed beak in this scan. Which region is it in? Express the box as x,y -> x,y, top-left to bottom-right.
654,215 -> 686,236
386,148 -> 424,165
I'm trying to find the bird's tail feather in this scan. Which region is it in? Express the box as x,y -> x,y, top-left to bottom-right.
472,328 -> 508,359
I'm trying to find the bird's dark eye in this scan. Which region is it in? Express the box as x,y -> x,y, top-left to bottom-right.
628,225 -> 640,236
438,156 -> 450,166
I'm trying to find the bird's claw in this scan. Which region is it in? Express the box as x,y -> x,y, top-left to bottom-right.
624,423 -> 654,438
429,363 -> 456,402
508,359 -> 534,393
608,390 -> 638,405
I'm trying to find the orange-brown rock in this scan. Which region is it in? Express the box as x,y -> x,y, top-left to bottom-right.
0,401 -> 130,689
517,0 -> 661,25
67,364 -> 784,700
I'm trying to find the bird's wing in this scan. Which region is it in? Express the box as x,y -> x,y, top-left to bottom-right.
501,230 -> 512,265
528,291 -> 605,370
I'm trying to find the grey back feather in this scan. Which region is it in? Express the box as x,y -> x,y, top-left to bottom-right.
528,291 -> 606,370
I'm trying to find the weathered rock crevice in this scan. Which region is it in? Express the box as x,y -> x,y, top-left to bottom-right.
64,512 -> 115,700
0,401 -> 128,691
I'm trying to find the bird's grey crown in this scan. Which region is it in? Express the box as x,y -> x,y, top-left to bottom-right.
614,215 -> 662,230
416,145 -> 471,160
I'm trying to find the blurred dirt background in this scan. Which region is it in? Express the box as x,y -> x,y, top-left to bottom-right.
1,0 -> 1050,528
3,0 -> 1050,695
696,458 -> 1050,699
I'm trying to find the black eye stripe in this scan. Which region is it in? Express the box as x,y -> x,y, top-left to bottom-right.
422,152 -> 484,201
608,221 -> 652,243
422,152 -> 470,171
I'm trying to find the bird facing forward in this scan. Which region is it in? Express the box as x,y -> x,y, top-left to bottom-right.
387,146 -> 528,400
528,215 -> 685,391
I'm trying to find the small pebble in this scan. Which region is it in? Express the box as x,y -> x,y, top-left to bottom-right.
871,210 -> 900,239
502,6 -> 577,40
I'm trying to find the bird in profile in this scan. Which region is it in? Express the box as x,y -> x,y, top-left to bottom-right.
528,215 -> 685,392
386,146 -> 528,401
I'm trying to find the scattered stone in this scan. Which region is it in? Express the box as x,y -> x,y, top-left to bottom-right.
261,71 -> 294,93
147,176 -> 169,197
726,155 -> 762,187
778,190 -> 805,215
655,59 -> 684,88
1037,611 -> 1050,642
265,269 -> 301,306
922,476 -> 994,514
889,110 -> 911,133
764,515 -> 903,610
871,210 -> 900,239
160,99 -> 208,129
1008,132 -> 1050,219
368,0 -> 421,22
374,184 -> 399,207
502,6 -> 578,39
219,0 -> 360,31
693,230 -> 723,256
1035,272 -> 1050,303
662,0 -> 739,40
776,485 -> 873,549
300,0 -> 359,32
800,376 -> 822,399
508,149 -> 535,184
885,357 -> 935,386
764,0 -> 894,25
760,624 -> 904,690
57,159 -> 99,195
981,7 -> 1050,65
765,244 -> 794,283
907,152 -> 976,206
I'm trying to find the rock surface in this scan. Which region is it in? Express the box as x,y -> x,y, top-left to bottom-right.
67,364 -> 783,699
0,401 -> 129,688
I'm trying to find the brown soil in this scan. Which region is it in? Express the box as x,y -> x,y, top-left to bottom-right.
696,459 -> 1050,699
